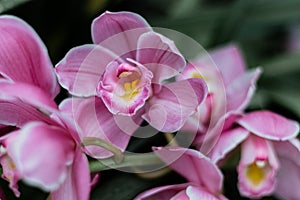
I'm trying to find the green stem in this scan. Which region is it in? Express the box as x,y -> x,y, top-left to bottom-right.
89,152 -> 163,173
82,137 -> 124,164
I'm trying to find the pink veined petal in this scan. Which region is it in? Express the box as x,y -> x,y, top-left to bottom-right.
62,97 -> 139,159
143,78 -> 207,132
137,31 -> 186,83
0,82 -> 57,127
209,44 -> 246,86
92,11 -> 151,57
153,147 -> 224,195
237,110 -> 300,141
0,15 -> 59,98
6,122 -> 76,191
273,139 -> 300,200
208,127 -> 249,163
237,135 -> 279,198
226,68 -> 261,112
134,183 -> 191,200
55,44 -> 120,96
51,148 -> 90,200
0,81 -> 57,109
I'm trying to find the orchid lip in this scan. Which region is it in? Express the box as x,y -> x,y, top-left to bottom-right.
98,60 -> 153,116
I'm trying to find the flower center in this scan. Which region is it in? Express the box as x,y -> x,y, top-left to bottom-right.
117,69 -> 141,102
191,72 -> 205,79
98,61 -> 153,116
246,161 -> 266,186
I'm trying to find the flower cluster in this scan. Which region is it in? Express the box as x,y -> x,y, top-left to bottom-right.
0,11 -> 299,200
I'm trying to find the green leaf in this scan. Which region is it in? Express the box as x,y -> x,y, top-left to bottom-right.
267,89 -> 300,119
0,0 -> 30,13
261,52 -> 300,78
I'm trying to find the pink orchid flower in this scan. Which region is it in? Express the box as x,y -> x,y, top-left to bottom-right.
0,15 -> 61,196
177,45 -> 261,152
209,110 -> 299,198
135,147 -> 227,200
0,81 -> 90,200
0,15 -> 59,98
55,11 -> 207,133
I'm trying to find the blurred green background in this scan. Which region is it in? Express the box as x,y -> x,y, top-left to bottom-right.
1,0 -> 300,199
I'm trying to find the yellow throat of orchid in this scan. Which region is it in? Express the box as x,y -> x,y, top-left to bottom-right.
246,161 -> 266,186
191,72 -> 205,79
119,71 -> 140,101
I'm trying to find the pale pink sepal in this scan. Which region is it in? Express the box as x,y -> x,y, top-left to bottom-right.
137,31 -> 186,83
208,127 -> 249,163
208,45 -> 246,86
92,11 -> 151,57
55,44 -> 120,97
226,68 -> 261,112
237,110 -> 299,141
143,78 -> 207,132
153,147 -> 223,195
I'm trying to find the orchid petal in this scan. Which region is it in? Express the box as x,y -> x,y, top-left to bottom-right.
143,78 -> 207,132
0,15 -> 59,98
195,111 -> 241,154
237,110 -> 299,141
208,127 -> 249,163
134,183 -> 190,200
274,138 -> 300,166
137,32 -> 186,83
186,186 -> 226,200
226,68 -> 261,112
153,147 -> 223,195
6,122 -> 75,191
92,11 -> 151,58
0,82 -> 57,127
273,139 -> 300,200
60,97 -> 139,159
55,44 -> 120,96
209,45 -> 246,86
238,135 -> 279,198
51,149 -> 90,200
0,81 -> 57,109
